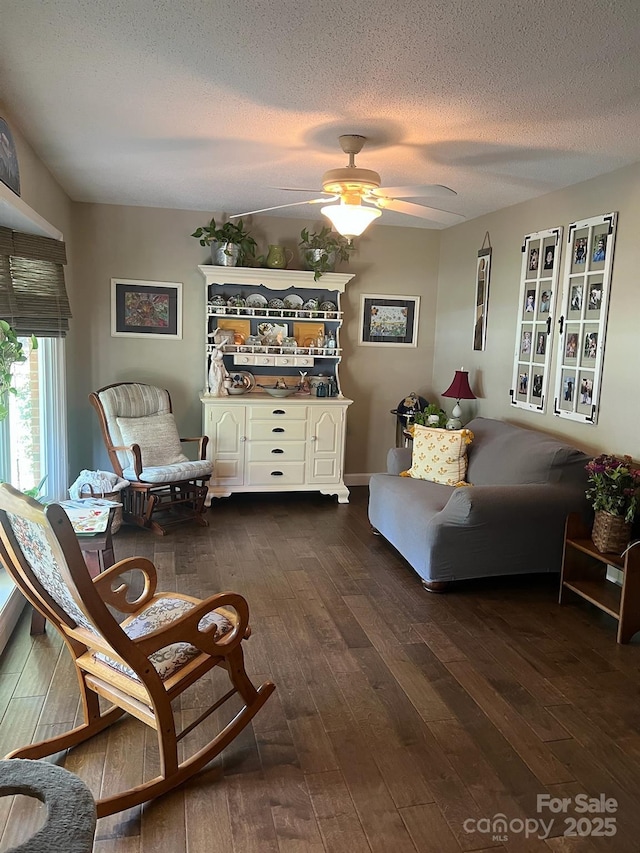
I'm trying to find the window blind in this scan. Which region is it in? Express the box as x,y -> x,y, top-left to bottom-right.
0,226 -> 71,337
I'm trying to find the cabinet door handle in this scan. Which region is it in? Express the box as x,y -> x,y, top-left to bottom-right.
271,448 -> 284,454
240,436 -> 246,442
273,409 -> 286,415
270,471 -> 284,476
272,427 -> 285,433
311,436 -> 317,442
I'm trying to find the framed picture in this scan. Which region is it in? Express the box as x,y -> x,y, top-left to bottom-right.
553,211 -> 617,424
510,227 -> 562,413
473,249 -> 491,351
0,117 -> 20,196
359,294 -> 419,347
111,279 -> 182,339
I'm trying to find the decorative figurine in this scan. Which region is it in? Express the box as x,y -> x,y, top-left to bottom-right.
208,344 -> 230,396
297,371 -> 311,394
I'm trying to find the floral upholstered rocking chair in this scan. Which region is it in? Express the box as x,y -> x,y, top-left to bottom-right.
0,483 -> 275,817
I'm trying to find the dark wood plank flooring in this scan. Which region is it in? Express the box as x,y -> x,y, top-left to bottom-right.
1,487 -> 639,851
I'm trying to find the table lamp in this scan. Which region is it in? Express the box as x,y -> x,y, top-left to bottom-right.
442,367 -> 476,429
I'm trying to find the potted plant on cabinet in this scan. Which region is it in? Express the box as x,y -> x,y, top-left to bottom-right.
191,217 -> 258,267
299,227 -> 352,281
585,453 -> 640,554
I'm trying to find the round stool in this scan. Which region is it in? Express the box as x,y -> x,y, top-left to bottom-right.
0,759 -> 96,852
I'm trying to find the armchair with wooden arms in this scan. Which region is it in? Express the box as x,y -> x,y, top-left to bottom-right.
0,483 -> 275,817
89,382 -> 212,535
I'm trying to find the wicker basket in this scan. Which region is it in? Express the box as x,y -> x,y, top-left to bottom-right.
79,486 -> 123,534
591,510 -> 631,555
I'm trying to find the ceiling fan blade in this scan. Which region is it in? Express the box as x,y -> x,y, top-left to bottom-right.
229,197 -> 334,218
380,198 -> 465,226
372,184 -> 457,199
271,187 -> 335,194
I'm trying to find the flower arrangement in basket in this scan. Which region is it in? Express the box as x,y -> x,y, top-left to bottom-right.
585,454 -> 640,553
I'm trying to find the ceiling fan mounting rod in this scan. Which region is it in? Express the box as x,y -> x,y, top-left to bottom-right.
339,134 -> 366,166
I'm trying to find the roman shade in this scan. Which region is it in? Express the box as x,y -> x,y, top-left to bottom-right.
0,226 -> 71,337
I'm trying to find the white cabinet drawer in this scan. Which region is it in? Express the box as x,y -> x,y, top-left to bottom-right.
253,354 -> 275,366
294,355 -> 315,367
233,353 -> 255,366
247,441 -> 306,462
273,355 -> 297,366
248,420 -> 307,441
248,405 -> 307,421
246,462 -> 306,486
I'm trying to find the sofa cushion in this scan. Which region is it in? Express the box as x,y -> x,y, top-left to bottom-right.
117,413 -> 188,468
402,426 -> 473,486
465,417 -> 588,486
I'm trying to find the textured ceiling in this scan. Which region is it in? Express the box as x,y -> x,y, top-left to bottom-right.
1,0 -> 639,228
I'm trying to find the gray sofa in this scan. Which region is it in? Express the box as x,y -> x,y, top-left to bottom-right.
368,417 -> 590,590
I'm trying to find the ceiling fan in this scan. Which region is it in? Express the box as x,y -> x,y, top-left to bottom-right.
230,134 -> 465,238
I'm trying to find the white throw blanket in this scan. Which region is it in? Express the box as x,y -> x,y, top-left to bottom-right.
68,470 -> 129,500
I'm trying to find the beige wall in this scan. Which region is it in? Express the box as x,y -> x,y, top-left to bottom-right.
6,92 -> 638,478
71,205 -> 439,476
0,100 -> 73,239
434,162 -> 640,458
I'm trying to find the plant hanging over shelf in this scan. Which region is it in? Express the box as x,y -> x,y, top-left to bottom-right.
191,217 -> 257,265
299,227 -> 352,281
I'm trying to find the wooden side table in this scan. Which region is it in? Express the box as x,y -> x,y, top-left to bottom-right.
559,512 -> 640,643
30,508 -> 117,635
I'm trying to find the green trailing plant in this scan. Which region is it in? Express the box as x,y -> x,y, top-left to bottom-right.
0,320 -> 37,422
23,475 -> 47,500
412,403 -> 448,429
191,217 -> 257,264
299,227 -> 352,281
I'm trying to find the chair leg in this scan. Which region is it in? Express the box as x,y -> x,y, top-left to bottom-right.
95,679 -> 275,818
224,645 -> 259,705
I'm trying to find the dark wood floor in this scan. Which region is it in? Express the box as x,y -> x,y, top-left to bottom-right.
1,487 -> 639,852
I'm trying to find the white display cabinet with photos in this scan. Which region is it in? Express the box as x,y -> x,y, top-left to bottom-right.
510,228 -> 563,413
552,212 -> 617,425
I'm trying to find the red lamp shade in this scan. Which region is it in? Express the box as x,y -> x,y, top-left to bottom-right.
442,369 -> 476,401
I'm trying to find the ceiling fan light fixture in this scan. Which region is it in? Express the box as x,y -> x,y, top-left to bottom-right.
320,201 -> 381,238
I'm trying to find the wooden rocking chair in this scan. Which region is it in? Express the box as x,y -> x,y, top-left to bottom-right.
89,382 -> 213,535
0,483 -> 275,818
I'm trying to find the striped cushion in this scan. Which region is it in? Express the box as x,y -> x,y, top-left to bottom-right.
122,459 -> 212,483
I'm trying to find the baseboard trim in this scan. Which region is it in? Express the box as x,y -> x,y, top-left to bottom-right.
345,474 -> 371,487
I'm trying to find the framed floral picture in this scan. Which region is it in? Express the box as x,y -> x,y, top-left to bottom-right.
111,279 -> 182,339
358,294 -> 420,347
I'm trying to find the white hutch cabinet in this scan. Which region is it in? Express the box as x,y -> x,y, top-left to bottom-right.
198,266 -> 353,503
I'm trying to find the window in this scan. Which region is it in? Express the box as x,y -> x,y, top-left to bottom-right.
0,222 -> 70,650
0,335 -> 67,501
